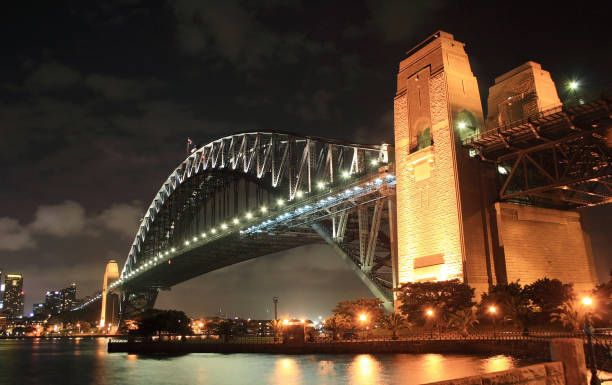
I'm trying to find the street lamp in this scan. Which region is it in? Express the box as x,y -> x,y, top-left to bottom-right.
359,314 -> 368,340
582,297 -> 601,385
426,309 -> 434,339
489,306 -> 497,338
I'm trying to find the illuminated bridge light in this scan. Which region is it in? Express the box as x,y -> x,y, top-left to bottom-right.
233,218 -> 239,224
211,228 -> 217,234
245,212 -> 253,219
193,237 -> 198,242
317,181 -> 325,189
371,159 -> 378,166
296,190 -> 303,198
260,206 -> 267,213
185,241 -> 190,246
221,223 -> 228,230
171,248 -> 176,252
277,199 -> 284,206
342,170 -> 350,178
201,232 -> 206,238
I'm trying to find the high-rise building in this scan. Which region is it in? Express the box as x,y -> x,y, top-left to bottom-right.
4,274 -> 24,318
0,268 -> 4,311
32,303 -> 45,317
44,290 -> 63,315
61,282 -> 77,310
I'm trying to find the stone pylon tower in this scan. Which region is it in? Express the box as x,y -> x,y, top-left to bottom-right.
393,31 -> 494,294
100,260 -> 119,328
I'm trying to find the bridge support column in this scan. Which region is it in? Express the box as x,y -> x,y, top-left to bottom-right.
100,260 -> 119,329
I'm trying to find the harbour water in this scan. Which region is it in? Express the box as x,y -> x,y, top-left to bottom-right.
0,338 -> 539,385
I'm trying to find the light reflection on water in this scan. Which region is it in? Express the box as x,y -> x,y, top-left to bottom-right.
0,339 -> 539,385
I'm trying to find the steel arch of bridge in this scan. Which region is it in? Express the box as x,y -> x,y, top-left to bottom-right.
75,132 -> 396,317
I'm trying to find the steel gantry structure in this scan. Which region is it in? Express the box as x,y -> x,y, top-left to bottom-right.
464,97 -> 612,208
75,132 -> 398,319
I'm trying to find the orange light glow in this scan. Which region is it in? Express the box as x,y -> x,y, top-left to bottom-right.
283,319 -> 289,325
359,314 -> 367,322
582,297 -> 593,306
489,306 -> 496,313
426,309 -> 434,317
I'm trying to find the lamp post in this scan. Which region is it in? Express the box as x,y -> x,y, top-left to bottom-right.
582,297 -> 601,385
359,313 -> 368,340
426,309 -> 434,339
489,306 -> 497,339
272,297 -> 279,321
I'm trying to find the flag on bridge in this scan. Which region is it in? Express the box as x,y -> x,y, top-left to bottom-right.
186,137 -> 197,154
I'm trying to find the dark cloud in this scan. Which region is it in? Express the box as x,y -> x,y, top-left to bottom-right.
25,61 -> 82,91
83,74 -> 161,101
0,218 -> 34,251
367,0 -> 447,42
29,200 -> 88,237
171,0 -> 331,70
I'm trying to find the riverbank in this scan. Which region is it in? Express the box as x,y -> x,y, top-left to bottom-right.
108,339 -> 551,359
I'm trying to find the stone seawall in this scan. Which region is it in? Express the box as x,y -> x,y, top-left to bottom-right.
423,362 -> 565,385
108,339 -> 550,358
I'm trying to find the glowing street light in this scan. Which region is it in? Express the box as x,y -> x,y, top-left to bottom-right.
221,223 -> 228,230
568,80 -> 580,90
489,305 -> 497,338
283,319 -> 289,326
426,309 -> 434,339
359,314 -> 367,322
260,206 -> 268,213
581,296 -> 600,384
245,212 -> 253,220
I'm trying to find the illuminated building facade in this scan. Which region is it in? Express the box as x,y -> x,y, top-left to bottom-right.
3,274 -> 24,318
44,290 -> 63,314
393,31 -> 598,295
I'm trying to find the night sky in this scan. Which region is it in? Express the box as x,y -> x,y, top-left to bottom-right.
1,1 -> 610,319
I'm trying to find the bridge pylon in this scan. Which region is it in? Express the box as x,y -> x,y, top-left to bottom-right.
393,31 -> 600,297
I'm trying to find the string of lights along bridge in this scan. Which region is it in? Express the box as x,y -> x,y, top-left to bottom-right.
75,31 -> 609,330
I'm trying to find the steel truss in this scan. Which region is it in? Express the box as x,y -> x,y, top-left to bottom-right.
100,132 -> 391,320
464,98 -> 612,207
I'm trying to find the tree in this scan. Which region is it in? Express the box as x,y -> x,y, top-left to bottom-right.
323,314 -> 351,340
395,280 -> 476,324
216,320 -> 233,342
134,309 -> 192,337
523,278 -> 574,316
268,319 -> 282,342
551,300 -> 599,332
333,298 -> 385,328
382,312 -> 410,340
592,270 -> 612,326
448,309 -> 479,336
479,282 -> 533,332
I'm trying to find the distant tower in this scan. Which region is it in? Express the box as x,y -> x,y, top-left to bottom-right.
3,274 -> 25,318
393,31 -> 493,294
100,260 -> 119,328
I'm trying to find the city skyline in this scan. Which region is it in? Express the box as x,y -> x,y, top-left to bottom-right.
1,1 -> 610,318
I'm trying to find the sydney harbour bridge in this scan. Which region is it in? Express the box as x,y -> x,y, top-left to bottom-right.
73,31 -> 612,327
